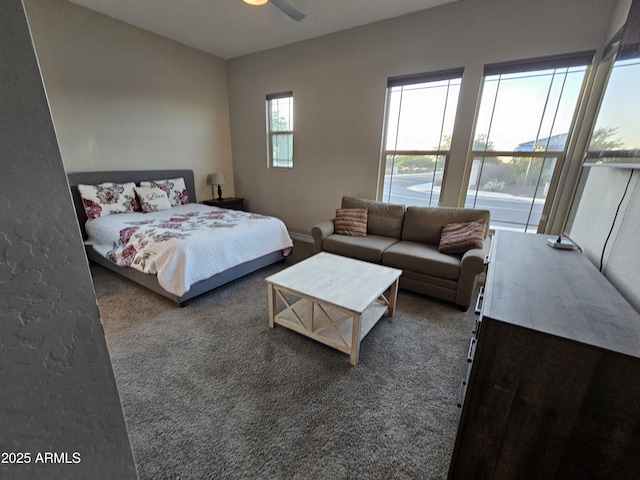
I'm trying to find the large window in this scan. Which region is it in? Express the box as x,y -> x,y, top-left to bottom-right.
380,69 -> 463,206
585,57 -> 640,167
465,52 -> 593,232
266,91 -> 294,168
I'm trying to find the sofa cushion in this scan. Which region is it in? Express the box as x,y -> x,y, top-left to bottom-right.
439,218 -> 487,254
334,208 -> 368,237
400,269 -> 459,291
383,241 -> 460,280
402,206 -> 490,245
324,234 -> 399,264
341,196 -> 405,238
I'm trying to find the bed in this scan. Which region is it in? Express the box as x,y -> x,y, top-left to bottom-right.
67,169 -> 292,305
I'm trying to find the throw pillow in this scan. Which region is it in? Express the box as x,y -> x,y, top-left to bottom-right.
140,177 -> 189,206
335,208 -> 368,237
77,182 -> 138,220
134,186 -> 172,213
439,218 -> 487,254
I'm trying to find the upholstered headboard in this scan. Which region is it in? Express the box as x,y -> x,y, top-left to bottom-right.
67,169 -> 196,239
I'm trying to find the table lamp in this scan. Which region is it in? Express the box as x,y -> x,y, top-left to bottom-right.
206,173 -> 225,201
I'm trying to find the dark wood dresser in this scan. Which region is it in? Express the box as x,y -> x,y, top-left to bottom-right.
449,231 -> 640,479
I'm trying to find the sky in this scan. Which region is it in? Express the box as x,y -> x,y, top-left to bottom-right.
475,68 -> 585,151
592,58 -> 640,150
385,60 -> 639,154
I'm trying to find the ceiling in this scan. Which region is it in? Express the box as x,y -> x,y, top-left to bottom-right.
66,0 -> 458,59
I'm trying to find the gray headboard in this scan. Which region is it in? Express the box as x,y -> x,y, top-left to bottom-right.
67,169 -> 196,239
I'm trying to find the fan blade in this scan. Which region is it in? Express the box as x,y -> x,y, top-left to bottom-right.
270,0 -> 306,21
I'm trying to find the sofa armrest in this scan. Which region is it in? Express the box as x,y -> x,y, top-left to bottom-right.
311,220 -> 335,254
460,236 -> 491,272
456,236 -> 492,310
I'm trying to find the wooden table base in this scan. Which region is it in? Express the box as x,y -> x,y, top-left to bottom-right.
268,280 -> 398,365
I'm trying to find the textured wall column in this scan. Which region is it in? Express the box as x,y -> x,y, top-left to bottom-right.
0,1 -> 137,479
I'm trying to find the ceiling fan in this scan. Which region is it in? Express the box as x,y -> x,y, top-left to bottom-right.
242,0 -> 306,21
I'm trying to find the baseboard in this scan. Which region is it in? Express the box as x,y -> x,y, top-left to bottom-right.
288,228 -> 313,244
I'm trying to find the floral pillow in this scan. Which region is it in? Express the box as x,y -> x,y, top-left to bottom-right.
134,186 -> 172,213
77,182 -> 139,220
139,177 -> 189,206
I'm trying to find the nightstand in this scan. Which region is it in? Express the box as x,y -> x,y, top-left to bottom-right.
202,197 -> 245,211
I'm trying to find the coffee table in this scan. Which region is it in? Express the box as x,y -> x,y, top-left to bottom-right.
266,252 -> 402,365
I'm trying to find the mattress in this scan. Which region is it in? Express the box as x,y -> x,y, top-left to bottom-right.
85,203 -> 293,296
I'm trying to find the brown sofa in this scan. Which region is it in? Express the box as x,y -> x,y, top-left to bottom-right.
311,196 -> 491,310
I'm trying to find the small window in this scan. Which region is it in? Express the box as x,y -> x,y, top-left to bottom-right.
266,91 -> 294,168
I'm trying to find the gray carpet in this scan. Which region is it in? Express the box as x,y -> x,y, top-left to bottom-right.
92,257 -> 475,480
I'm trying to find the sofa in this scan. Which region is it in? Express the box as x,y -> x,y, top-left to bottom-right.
311,196 -> 491,310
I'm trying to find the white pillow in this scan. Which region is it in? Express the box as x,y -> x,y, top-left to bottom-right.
139,177 -> 189,206
77,182 -> 138,220
134,186 -> 172,213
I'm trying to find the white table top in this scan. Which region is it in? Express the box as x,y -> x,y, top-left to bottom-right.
266,252 -> 402,313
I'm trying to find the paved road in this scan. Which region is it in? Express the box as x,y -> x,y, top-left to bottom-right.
383,173 -> 544,231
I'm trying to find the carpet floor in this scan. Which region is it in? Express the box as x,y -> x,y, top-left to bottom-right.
92,259 -> 475,480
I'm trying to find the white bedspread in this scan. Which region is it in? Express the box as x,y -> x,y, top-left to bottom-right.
85,204 -> 292,296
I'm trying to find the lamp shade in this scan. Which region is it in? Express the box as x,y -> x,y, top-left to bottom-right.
206,173 -> 225,185
243,0 -> 269,5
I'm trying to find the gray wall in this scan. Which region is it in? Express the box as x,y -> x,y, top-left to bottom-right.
570,168 -> 640,311
24,0 -> 234,203
227,0 -> 616,233
609,0 -> 633,38
0,1 -> 137,479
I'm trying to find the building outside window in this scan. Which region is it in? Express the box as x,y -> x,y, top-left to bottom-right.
465,52 -> 594,232
379,69 -> 463,206
266,91 -> 294,168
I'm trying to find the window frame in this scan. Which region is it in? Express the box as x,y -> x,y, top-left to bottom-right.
266,91 -> 294,169
378,68 -> 464,206
465,51 -> 595,233
583,54 -> 640,168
